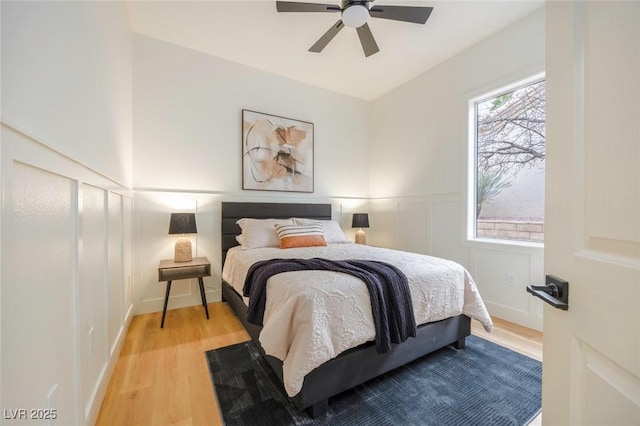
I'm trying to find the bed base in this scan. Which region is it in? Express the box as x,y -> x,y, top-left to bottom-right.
222,281 -> 471,417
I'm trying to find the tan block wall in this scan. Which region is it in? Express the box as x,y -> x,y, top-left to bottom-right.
477,220 -> 544,242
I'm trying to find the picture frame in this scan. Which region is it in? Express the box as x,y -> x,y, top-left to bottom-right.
242,109 -> 314,193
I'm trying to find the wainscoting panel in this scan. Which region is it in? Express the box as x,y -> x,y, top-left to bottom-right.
398,201 -> 429,255
429,199 -> 470,267
475,249 -> 531,313
3,161 -> 77,425
108,192 -> 124,356
79,183 -> 109,418
1,124 -> 133,425
369,200 -> 400,249
123,196 -> 134,323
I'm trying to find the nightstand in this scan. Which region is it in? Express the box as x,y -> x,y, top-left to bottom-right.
158,257 -> 211,328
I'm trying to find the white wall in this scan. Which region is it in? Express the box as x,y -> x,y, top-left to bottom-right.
1,1 -> 133,187
1,2 -> 133,424
133,34 -> 371,195
132,34 -> 372,313
369,8 -> 546,330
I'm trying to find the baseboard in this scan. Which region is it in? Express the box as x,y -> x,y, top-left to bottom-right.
134,289 -> 221,315
485,301 -> 542,331
84,307 -> 134,425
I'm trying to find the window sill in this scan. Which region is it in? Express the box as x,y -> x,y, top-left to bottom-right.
463,237 -> 544,256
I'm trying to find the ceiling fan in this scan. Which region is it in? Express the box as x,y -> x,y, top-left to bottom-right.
276,1 -> 433,57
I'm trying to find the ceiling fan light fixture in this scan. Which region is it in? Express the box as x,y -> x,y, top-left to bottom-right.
341,4 -> 369,28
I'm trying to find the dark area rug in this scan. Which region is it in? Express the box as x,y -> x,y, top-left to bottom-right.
206,335 -> 541,426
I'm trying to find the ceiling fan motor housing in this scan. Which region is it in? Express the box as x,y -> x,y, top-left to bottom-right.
341,1 -> 370,28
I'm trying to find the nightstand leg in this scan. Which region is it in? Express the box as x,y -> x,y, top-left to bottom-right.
161,280 -> 172,328
198,277 -> 210,320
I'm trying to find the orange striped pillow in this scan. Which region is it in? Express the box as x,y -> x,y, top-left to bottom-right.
274,223 -> 327,249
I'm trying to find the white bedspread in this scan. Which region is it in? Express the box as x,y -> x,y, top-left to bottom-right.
222,244 -> 493,397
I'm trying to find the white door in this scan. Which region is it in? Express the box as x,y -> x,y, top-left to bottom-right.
543,2 -> 640,424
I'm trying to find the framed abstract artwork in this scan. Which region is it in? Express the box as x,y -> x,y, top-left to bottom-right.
242,109 -> 314,193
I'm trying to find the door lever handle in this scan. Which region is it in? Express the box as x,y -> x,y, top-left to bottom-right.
526,275 -> 569,310
529,284 -> 560,298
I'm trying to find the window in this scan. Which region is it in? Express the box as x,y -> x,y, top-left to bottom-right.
469,75 -> 545,244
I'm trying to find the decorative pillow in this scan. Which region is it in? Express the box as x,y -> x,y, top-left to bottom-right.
274,223 -> 327,249
236,218 -> 294,249
294,218 -> 350,244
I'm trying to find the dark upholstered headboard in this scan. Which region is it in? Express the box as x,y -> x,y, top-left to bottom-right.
221,202 -> 332,265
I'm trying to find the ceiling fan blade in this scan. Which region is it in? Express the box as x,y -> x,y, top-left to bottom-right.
276,1 -> 341,13
356,23 -> 379,57
369,5 -> 433,24
309,20 -> 345,53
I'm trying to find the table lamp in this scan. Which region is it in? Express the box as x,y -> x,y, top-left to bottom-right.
352,213 -> 370,245
169,213 -> 197,262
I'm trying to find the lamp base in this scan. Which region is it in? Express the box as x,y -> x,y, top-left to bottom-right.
355,229 -> 367,245
174,237 -> 193,262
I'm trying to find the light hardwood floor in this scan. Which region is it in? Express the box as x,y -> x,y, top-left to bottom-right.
96,302 -> 543,425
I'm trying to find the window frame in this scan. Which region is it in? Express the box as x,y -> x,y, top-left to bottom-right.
465,72 -> 546,252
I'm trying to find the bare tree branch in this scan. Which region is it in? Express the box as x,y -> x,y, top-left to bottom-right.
477,80 -> 545,174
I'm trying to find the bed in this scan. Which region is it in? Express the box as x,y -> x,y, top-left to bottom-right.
220,201 -> 492,417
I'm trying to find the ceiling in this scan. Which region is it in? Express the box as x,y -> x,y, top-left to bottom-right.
126,0 -> 543,101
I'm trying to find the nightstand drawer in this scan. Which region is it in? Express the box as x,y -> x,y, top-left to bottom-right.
158,264 -> 211,281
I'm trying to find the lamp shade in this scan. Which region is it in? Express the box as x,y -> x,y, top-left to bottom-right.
168,213 -> 197,235
351,213 -> 370,229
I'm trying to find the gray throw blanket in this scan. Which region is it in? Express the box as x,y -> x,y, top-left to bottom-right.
243,258 -> 417,353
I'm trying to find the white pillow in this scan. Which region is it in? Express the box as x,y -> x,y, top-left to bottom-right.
294,218 -> 350,244
236,218 -> 294,249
